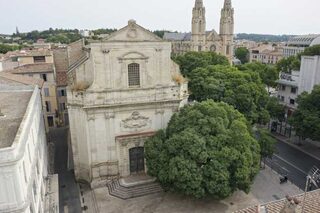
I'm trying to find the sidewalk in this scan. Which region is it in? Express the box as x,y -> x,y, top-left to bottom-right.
80,166 -> 301,213
272,133 -> 320,161
251,166 -> 302,203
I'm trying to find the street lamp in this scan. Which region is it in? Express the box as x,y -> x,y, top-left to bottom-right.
301,166 -> 320,213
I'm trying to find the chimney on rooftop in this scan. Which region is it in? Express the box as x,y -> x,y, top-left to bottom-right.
280,195 -> 302,213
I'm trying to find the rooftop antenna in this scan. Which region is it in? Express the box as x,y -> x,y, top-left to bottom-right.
302,166 -> 320,212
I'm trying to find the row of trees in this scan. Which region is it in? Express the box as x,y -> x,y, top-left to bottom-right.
145,52 -> 279,199
0,43 -> 22,54
236,33 -> 294,42
236,44 -> 320,74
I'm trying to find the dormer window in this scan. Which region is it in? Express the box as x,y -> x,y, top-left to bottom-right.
128,63 -> 140,87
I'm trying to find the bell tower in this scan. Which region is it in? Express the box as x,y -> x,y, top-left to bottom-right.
191,0 -> 206,51
219,0 -> 234,61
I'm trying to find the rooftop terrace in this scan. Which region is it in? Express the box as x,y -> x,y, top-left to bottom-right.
0,77 -> 33,148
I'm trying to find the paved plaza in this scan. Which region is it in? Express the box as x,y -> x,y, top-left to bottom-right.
80,166 -> 302,213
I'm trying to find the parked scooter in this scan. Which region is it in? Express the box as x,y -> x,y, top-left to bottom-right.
280,175 -> 288,184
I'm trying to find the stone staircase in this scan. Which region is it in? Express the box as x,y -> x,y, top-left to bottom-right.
107,178 -> 163,199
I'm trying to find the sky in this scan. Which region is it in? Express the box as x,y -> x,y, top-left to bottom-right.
1,0 -> 320,35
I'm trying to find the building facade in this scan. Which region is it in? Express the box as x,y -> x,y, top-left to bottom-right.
249,44 -> 283,65
276,55 -> 320,116
163,0 -> 234,61
0,77 -> 53,213
7,63 -> 59,130
276,71 -> 300,115
53,40 -> 87,127
298,55 -> 320,94
67,20 -> 188,186
283,34 -> 320,58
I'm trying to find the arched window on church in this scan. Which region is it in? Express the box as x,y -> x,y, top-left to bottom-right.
128,63 -> 140,87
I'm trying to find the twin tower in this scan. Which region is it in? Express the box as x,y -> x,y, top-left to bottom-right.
191,0 -> 234,59
165,0 -> 234,60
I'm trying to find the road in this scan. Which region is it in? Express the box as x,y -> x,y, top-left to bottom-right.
266,139 -> 320,190
50,128 -> 82,213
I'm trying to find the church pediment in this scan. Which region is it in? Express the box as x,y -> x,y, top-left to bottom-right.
104,20 -> 163,42
207,29 -> 221,41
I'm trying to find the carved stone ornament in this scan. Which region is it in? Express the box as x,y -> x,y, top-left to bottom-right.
87,113 -> 95,121
127,20 -> 137,38
121,112 -> 150,129
105,112 -> 115,119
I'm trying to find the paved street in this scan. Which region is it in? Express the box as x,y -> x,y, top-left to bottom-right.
266,138 -> 320,190
50,128 -> 82,213
81,166 -> 301,213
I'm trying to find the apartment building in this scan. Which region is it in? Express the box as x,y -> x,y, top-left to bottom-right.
250,44 -> 283,64
283,34 -> 320,58
6,63 -> 59,129
0,75 -> 58,213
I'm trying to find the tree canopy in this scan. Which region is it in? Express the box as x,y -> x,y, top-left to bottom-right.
300,45 -> 320,57
265,97 -> 286,122
235,47 -> 249,64
289,85 -> 320,141
236,34 -> 293,42
174,51 -> 229,77
276,56 -> 301,73
188,65 -> 270,124
153,30 -> 172,38
0,44 -> 21,54
255,129 -> 276,167
239,62 -> 279,92
91,28 -> 117,35
145,100 -> 260,199
14,29 -> 82,44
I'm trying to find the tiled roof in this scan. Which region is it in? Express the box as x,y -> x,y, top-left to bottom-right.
11,49 -> 52,57
163,32 -> 192,41
0,72 -> 44,88
7,63 -> 54,74
56,72 -> 68,87
235,189 -> 320,213
0,49 -> 52,61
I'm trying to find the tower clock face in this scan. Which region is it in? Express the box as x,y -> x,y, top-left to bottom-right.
210,45 -> 216,52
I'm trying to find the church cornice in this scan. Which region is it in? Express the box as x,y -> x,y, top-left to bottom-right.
78,99 -> 184,110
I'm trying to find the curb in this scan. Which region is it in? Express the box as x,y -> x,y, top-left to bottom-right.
271,134 -> 320,162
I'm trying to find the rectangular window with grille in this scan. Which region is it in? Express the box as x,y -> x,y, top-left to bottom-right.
33,56 -> 46,63
128,63 -> 140,87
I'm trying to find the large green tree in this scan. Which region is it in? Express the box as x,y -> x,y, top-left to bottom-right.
290,85 -> 320,142
174,51 -> 229,77
235,47 -> 249,64
145,101 -> 260,199
256,129 -> 276,167
188,65 -> 270,124
265,97 -> 286,122
276,56 -> 300,73
240,62 -> 279,92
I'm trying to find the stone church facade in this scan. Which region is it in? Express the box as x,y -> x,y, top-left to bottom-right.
67,20 -> 188,186
164,0 -> 234,61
